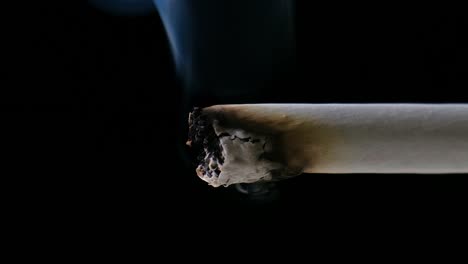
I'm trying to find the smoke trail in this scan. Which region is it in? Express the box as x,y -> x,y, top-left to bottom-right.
153,0 -> 295,100
153,0 -> 194,88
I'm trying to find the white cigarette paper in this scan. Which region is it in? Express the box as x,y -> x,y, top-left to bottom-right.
187,104 -> 468,187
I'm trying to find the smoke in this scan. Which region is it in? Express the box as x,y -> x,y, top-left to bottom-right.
153,0 -> 295,99
86,1 -> 295,100
153,0 -> 194,87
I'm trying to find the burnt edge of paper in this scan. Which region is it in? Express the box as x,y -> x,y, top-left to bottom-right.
187,107 -> 223,174
187,107 -> 302,183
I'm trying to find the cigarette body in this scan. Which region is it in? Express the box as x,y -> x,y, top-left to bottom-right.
187,104 -> 468,187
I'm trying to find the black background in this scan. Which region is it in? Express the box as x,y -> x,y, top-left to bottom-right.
6,1 -> 467,235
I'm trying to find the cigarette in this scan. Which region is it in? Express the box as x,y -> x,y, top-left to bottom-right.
187,104 -> 468,187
